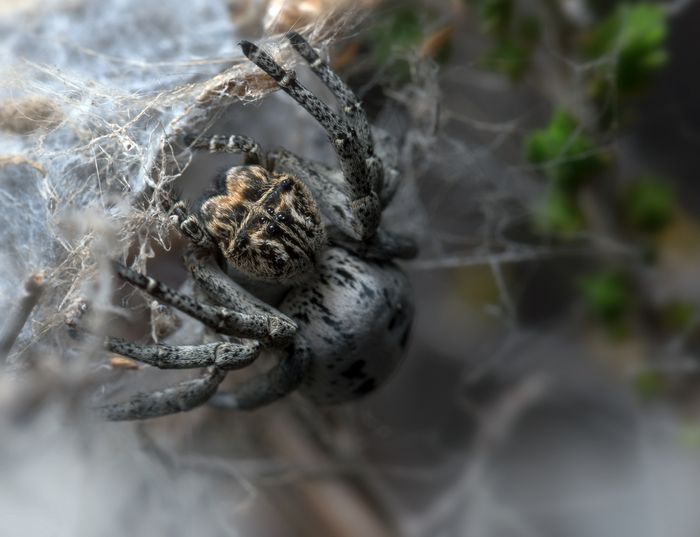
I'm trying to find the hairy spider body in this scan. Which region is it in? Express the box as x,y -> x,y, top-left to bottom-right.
95,33 -> 417,420
197,164 -> 326,282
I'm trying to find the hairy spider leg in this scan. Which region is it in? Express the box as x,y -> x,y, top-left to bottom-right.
99,340 -> 309,419
183,247 -> 292,319
284,34 -> 371,149
97,367 -> 227,421
100,333 -> 309,419
240,40 -> 381,241
209,341 -> 311,410
268,150 -> 416,259
329,227 -> 418,261
184,133 -> 268,168
284,32 -> 383,198
105,338 -> 260,370
98,255 -> 305,420
113,261 -> 296,344
168,134 -> 269,251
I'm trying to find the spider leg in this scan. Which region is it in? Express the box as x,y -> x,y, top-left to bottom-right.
184,133 -> 268,168
113,262 -> 296,344
284,32 -> 372,150
327,227 -> 417,261
105,337 -> 260,370
371,127 -> 402,207
97,367 -> 226,421
183,246 -> 293,320
240,40 -> 381,240
270,149 -> 413,256
284,32 -> 388,211
209,342 -> 310,410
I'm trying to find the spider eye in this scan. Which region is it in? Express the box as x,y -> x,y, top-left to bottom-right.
266,222 -> 280,236
275,212 -> 287,223
280,179 -> 294,192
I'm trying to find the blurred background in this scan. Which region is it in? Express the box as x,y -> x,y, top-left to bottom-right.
2,0 -> 700,535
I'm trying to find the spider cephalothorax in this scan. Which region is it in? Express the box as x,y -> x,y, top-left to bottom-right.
197,163 -> 326,282
95,33 -> 417,420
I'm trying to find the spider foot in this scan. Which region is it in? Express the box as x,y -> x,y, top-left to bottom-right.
266,316 -> 297,343
184,133 -> 267,166
97,366 -> 227,421
283,31 -> 361,112
240,40 -> 288,83
284,31 -> 372,143
285,31 -> 318,62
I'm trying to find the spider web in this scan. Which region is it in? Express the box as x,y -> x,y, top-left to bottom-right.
389,5 -> 700,537
0,0 -> 361,362
0,1 -> 378,536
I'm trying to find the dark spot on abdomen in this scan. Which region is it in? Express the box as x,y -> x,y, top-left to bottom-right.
399,325 -> 411,349
336,268 -> 355,282
354,378 -> 376,395
359,282 -> 375,299
341,360 -> 367,380
321,314 -> 342,330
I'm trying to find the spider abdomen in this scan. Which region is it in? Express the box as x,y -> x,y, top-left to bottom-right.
280,247 -> 413,404
198,165 -> 326,283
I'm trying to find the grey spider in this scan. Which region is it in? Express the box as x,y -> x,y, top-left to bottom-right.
98,32 -> 417,420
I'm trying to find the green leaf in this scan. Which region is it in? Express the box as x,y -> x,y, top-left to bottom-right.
660,301 -> 696,332
535,190 -> 585,235
585,4 -> 668,94
579,271 -> 631,329
473,0 -> 513,35
372,8 -> 424,65
369,7 -> 426,84
623,176 -> 674,233
633,370 -> 665,400
480,37 -> 531,80
526,109 -> 604,190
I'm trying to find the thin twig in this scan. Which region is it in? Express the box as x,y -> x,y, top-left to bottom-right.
0,272 -> 46,362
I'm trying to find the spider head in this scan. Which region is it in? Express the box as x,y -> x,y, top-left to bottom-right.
198,165 -> 326,282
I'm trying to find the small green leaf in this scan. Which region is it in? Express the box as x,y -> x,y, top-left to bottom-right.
535,190 -> 585,235
624,176 -> 674,233
372,8 -> 424,65
474,0 -> 513,35
369,8 -> 426,84
585,4 -> 668,94
579,271 -> 631,330
526,109 -> 604,190
480,37 -> 531,80
660,301 -> 696,332
633,370 -> 665,400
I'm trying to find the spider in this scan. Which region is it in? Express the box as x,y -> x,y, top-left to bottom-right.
97,32 -> 417,420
